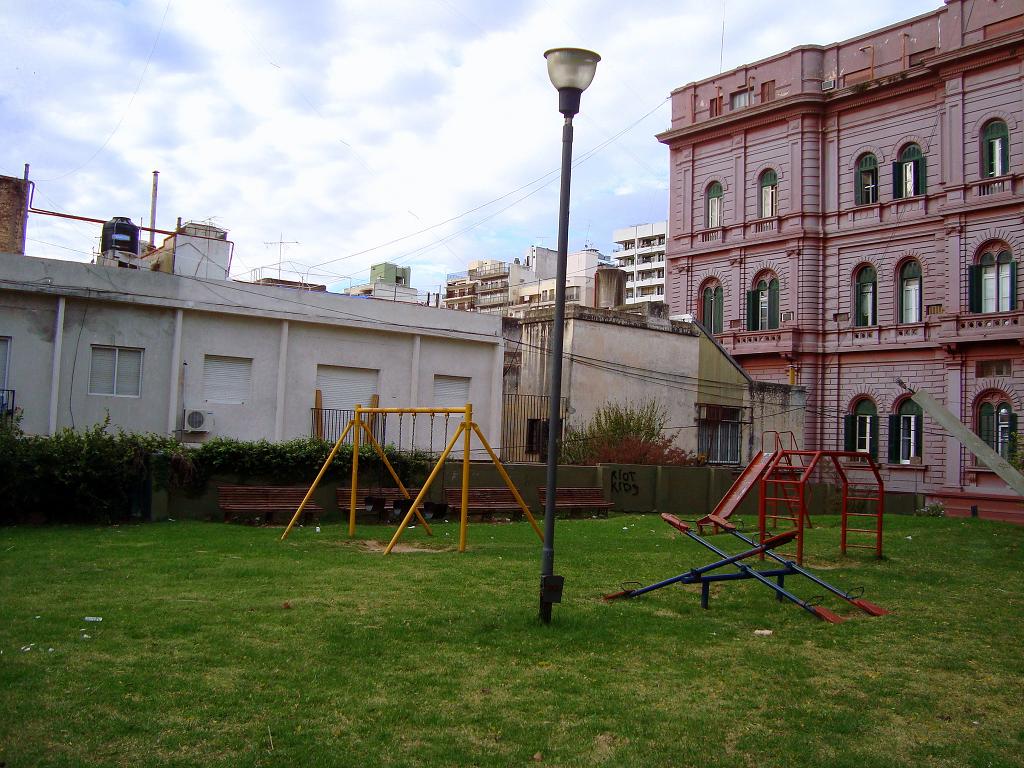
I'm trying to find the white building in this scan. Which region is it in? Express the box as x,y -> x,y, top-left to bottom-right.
506,247 -> 613,318
612,222 -> 667,305
0,252 -> 504,454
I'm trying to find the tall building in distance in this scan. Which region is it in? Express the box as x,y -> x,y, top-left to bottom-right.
657,0 -> 1023,517
444,245 -> 614,317
612,222 -> 667,305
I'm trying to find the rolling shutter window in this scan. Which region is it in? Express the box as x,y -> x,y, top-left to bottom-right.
203,355 -> 252,404
0,337 -> 9,388
433,375 -> 471,407
315,365 -> 378,410
89,346 -> 142,396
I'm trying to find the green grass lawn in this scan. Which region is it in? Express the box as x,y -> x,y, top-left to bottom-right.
2,513 -> 1023,768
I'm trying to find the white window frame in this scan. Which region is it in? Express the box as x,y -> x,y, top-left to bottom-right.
901,274 -> 921,323
997,406 -> 1012,458
758,287 -> 769,330
88,345 -> 143,398
707,195 -> 721,229
855,415 -> 873,454
899,414 -> 917,464
0,336 -> 9,390
982,260 -> 1012,313
902,161 -> 916,197
858,280 -> 876,326
761,183 -> 777,218
989,137 -> 1005,177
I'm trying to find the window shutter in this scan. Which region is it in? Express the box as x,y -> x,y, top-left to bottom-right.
315,366 -> 378,410
967,265 -> 983,312
203,355 -> 252,404
855,170 -> 863,206
978,403 -> 994,448
89,347 -> 116,394
843,415 -> 856,452
915,414 -> 924,459
892,162 -> 901,199
915,157 -> 927,196
768,281 -> 780,330
746,290 -> 758,330
1009,413 -> 1019,439
1010,261 -> 1018,308
433,375 -> 471,407
888,414 -> 900,463
115,349 -> 142,397
869,417 -> 879,459
999,137 -> 1009,177
714,286 -> 724,333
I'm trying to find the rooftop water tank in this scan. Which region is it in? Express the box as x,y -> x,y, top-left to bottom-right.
101,217 -> 140,257
594,266 -> 626,308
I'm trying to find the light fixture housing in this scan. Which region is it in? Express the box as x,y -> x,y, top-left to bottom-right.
544,47 -> 601,117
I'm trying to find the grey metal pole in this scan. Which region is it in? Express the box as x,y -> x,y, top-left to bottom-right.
539,114 -> 574,624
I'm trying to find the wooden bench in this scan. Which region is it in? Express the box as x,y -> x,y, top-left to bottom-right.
337,487 -> 423,522
536,487 -> 614,518
217,485 -> 325,526
444,487 -> 525,521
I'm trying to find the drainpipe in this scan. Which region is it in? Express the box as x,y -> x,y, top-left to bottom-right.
149,171 -> 159,249
48,297 -> 65,435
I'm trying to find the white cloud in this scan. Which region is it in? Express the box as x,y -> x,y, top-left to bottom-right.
2,0 -> 943,291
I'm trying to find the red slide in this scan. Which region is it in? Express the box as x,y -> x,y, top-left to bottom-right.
697,451 -> 773,530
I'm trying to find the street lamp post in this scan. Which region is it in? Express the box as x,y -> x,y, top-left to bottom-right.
539,47 -> 600,624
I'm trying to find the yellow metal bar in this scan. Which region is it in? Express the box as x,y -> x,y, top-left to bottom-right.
350,407 -> 470,415
459,403 -> 472,552
280,418 -> 354,540
384,423 -> 466,555
349,407 -> 362,538
357,419 -> 432,536
471,422 -> 544,542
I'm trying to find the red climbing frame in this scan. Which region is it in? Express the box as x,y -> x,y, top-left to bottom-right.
757,434 -> 884,564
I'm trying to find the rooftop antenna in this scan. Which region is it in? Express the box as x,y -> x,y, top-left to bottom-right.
264,232 -> 299,280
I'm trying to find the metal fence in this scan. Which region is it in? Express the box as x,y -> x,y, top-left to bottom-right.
501,393 -> 567,464
0,389 -> 13,418
310,408 -> 387,446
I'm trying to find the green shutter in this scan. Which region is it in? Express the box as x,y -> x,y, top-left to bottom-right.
855,169 -> 864,206
888,414 -> 900,463
702,290 -> 712,328
968,265 -> 982,312
746,290 -> 758,331
1010,261 -> 1018,308
915,415 -> 924,460
915,157 -> 927,196
1009,413 -> 1019,439
979,403 -> 994,449
843,415 -> 857,452
714,286 -> 724,333
1000,137 -> 1010,177
768,281 -> 779,330
892,162 -> 901,199
869,416 -> 879,459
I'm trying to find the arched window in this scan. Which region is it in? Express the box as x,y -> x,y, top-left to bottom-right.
899,260 -> 921,323
982,120 -> 1009,178
977,397 -> 1017,459
969,248 -> 1016,313
701,282 -> 724,334
844,399 -> 878,457
706,182 -> 723,229
888,398 -> 923,464
759,169 -> 778,218
746,276 -> 779,331
894,143 -> 925,198
855,154 -> 878,205
855,266 -> 877,326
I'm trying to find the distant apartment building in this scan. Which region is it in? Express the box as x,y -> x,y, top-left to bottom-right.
612,222 -> 667,305
345,262 -> 419,303
444,245 -> 614,317
657,0 -> 1023,517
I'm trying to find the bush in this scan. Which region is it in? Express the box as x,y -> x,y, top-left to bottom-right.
0,415 -> 433,525
560,400 -> 706,467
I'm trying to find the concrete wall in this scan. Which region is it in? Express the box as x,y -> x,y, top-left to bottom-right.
0,253 -> 504,449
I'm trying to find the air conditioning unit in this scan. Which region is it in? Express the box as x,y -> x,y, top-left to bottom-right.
821,79 -> 836,91
781,310 -> 795,323
184,410 -> 214,433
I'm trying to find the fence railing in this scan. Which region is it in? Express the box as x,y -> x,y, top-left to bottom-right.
310,408 -> 387,446
501,393 -> 567,464
0,389 -> 13,418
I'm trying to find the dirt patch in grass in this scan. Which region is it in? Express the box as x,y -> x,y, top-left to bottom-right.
358,539 -> 449,554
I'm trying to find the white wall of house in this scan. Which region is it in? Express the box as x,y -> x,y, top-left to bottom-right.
0,253 -> 504,455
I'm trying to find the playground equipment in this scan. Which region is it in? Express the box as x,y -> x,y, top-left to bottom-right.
604,513 -> 888,623
697,432 -> 884,564
280,404 -> 543,554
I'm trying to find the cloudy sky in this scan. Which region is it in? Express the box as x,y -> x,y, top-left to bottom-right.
3,0 -> 940,293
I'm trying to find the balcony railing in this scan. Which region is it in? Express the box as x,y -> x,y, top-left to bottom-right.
310,408 -> 386,446
0,389 -> 13,417
470,264 -> 509,279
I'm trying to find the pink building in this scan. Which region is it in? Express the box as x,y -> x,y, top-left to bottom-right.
658,0 -> 1023,519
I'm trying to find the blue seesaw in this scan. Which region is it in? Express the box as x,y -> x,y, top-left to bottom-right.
604,513 -> 887,623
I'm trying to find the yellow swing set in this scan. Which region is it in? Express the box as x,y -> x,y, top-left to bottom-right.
280,403 -> 543,554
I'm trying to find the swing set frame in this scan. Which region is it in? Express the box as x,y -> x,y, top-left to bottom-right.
280,403 -> 543,554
